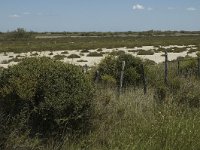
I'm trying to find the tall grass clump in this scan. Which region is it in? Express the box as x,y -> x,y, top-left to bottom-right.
58,87 -> 200,149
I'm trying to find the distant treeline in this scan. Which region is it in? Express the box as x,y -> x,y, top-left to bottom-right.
0,28 -> 200,38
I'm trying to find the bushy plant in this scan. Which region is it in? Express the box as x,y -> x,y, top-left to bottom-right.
97,54 -> 143,87
67,54 -> 81,58
137,50 -> 154,55
87,52 -> 103,57
53,54 -> 66,60
109,50 -> 125,56
0,57 -> 94,137
101,74 -> 117,87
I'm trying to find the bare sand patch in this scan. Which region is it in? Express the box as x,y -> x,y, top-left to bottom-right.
0,45 -> 198,68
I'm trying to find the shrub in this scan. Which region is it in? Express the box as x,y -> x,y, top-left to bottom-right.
81,49 -> 89,53
173,47 -> 186,53
137,50 -> 154,55
187,48 -> 198,54
77,59 -> 88,62
67,54 -> 81,58
53,54 -> 66,60
97,54 -> 143,87
49,52 -> 54,55
101,74 -> 117,87
87,52 -> 103,57
0,57 -> 94,137
97,48 -> 103,52
110,50 -> 125,56
179,58 -> 197,75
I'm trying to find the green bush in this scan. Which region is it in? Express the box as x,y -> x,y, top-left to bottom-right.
137,50 -> 154,55
97,54 -> 143,87
179,58 -> 197,75
53,54 -> 66,60
67,54 -> 81,58
81,49 -> 89,53
109,50 -> 125,56
87,52 -> 103,57
0,57 -> 94,137
101,74 -> 117,87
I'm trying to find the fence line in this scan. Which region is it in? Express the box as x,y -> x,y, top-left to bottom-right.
83,53 -> 200,95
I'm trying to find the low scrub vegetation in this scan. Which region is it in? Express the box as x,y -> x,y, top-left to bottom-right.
97,54 -> 144,87
81,49 -> 90,53
67,54 -> 81,58
53,54 -> 66,60
1,52 -> 200,149
61,51 -> 69,54
109,50 -> 125,56
0,57 -> 94,149
137,50 -> 154,55
87,52 -> 103,57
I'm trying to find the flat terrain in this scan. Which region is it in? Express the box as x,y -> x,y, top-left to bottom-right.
0,32 -> 200,68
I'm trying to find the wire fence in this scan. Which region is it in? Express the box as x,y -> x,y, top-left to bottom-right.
82,52 -> 200,95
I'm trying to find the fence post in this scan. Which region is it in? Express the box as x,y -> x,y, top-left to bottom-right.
119,61 -> 126,94
177,60 -> 180,75
198,57 -> 200,77
94,70 -> 100,83
83,64 -> 88,74
164,50 -> 168,85
141,64 -> 147,95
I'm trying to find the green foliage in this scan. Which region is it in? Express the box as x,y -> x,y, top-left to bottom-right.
173,47 -> 186,53
109,50 -> 125,56
0,33 -> 200,53
77,59 -> 88,62
81,49 -> 89,53
168,77 -> 181,92
97,48 -> 103,52
61,51 -> 69,54
97,54 -> 143,86
176,80 -> 200,108
87,52 -> 103,57
154,84 -> 168,104
0,57 -> 94,137
53,54 -> 66,60
101,74 -> 117,87
67,54 -> 81,58
179,58 -> 197,74
137,50 -> 154,55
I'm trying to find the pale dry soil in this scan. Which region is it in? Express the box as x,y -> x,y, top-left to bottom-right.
0,45 -> 198,68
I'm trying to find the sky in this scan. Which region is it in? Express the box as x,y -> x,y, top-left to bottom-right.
0,0 -> 200,32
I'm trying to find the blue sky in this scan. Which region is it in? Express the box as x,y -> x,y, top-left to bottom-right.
0,0 -> 200,32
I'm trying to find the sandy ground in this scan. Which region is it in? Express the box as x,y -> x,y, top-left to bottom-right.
0,45 -> 198,68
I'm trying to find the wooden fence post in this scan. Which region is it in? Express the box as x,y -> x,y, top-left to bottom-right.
164,51 -> 168,85
177,60 -> 180,75
119,61 -> 126,94
198,57 -> 200,77
141,64 -> 147,95
83,64 -> 88,74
